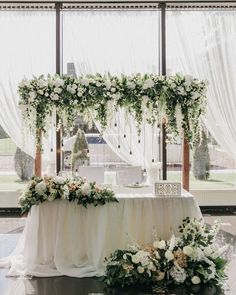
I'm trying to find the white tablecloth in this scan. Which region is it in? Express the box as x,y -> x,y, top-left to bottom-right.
0,191 -> 202,278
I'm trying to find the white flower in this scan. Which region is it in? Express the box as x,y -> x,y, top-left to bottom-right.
28,91 -> 36,102
123,254 -> 127,260
111,87 -> 116,93
170,266 -> 187,283
143,79 -> 154,89
38,89 -> 44,95
54,87 -> 62,94
50,93 -> 59,101
35,181 -> 47,196
191,276 -> 201,285
54,176 -> 65,185
165,250 -> 174,261
81,182 -> 91,195
53,78 -> 64,87
191,92 -> 200,100
81,78 -> 90,86
62,185 -> 69,200
131,254 -> 140,264
127,81 -> 135,89
37,79 -> 47,88
153,240 -> 166,250
147,262 -> 156,272
105,81 -> 111,90
137,266 -> 145,274
183,245 -> 194,257
67,85 -> 76,94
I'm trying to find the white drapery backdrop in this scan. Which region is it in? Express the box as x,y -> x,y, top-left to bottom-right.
167,10 -> 236,161
63,10 -> 161,181
0,10 -> 56,169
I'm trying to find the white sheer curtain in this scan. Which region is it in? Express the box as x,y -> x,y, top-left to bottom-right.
0,10 -> 55,159
63,10 -> 161,182
167,10 -> 236,161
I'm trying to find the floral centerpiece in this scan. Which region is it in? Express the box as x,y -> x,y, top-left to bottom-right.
18,73 -> 207,146
19,175 -> 118,214
104,217 -> 227,289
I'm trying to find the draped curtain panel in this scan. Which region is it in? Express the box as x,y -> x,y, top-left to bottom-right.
167,10 -> 236,161
62,10 -> 161,178
0,11 -> 55,158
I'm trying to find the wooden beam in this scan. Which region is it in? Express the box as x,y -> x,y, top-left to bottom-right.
35,129 -> 42,177
182,136 -> 190,191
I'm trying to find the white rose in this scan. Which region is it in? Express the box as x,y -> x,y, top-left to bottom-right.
81,78 -> 89,86
153,240 -> 166,250
50,93 -> 59,101
53,78 -> 64,87
191,276 -> 201,285
143,78 -> 154,89
165,250 -> 174,261
54,87 -> 62,94
137,266 -> 145,274
28,91 -> 36,102
37,79 -> 47,88
35,181 -> 47,196
127,81 -> 135,89
111,87 -> 116,93
54,176 -> 65,185
105,81 -> 111,90
38,89 -> 44,95
131,254 -> 140,264
183,245 -> 194,257
81,182 -> 91,195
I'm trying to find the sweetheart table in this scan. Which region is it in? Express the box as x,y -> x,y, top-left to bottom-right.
0,190 -> 202,278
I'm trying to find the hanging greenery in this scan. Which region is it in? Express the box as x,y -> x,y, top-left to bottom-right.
18,73 -> 207,147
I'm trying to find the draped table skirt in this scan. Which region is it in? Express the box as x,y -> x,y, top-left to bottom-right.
0,191 -> 202,278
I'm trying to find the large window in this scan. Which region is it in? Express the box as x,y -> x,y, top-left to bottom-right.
0,10 -> 55,197
166,9 -> 236,191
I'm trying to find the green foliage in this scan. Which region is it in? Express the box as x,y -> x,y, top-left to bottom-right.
19,175 -> 118,214
104,218 -> 227,289
18,74 -> 207,147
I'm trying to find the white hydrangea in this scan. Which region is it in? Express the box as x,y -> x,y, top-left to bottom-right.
50,93 -> 59,101
81,78 -> 90,86
28,91 -> 36,102
170,266 -> 187,283
81,182 -> 91,195
153,240 -> 166,250
143,79 -> 154,90
53,78 -> 64,87
35,181 -> 47,196
54,176 -> 65,185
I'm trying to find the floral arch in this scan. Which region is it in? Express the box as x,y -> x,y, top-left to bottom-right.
18,73 -> 207,184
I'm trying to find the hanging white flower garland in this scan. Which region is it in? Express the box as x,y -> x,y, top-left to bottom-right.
18,73 -> 207,146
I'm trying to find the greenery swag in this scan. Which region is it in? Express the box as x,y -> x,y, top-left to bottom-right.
18,73 -> 207,146
19,175 -> 118,214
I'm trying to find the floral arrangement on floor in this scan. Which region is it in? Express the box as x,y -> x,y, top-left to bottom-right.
104,217 -> 227,289
18,73 -> 207,146
19,175 -> 118,214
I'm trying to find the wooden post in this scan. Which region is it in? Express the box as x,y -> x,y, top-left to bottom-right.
182,136 -> 190,191
35,129 -> 42,177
